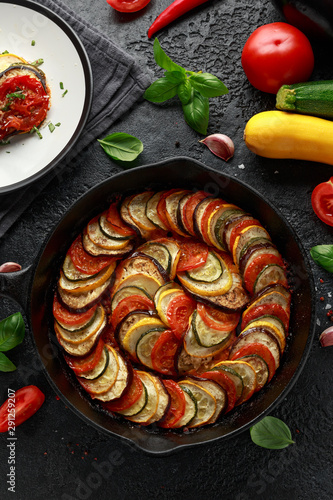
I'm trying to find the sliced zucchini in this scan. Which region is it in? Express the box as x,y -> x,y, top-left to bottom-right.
55,308 -> 98,333
210,364 -> 244,403
223,215 -> 257,252
151,238 -> 182,279
111,285 -> 152,314
176,192 -> 193,236
172,384 -> 197,427
242,317 -> 286,352
232,225 -> 271,265
253,264 -> 288,295
99,212 -> 135,241
214,208 -> 245,249
145,191 -> 169,230
77,345 -> 119,396
115,311 -> 159,348
146,375 -> 170,425
238,236 -> 274,263
86,217 -> 131,250
128,191 -> 157,232
58,261 -> 115,295
237,354 -> 269,391
206,204 -> 239,250
54,304 -> 106,345
186,251 -> 223,283
184,322 -> 231,358
62,254 -> 98,282
55,316 -> 105,358
192,309 -> 232,347
247,289 -> 291,315
121,317 -> 166,361
241,246 -> 282,277
153,281 -> 182,310
178,380 -> 216,428
230,327 -> 281,371
126,371 -> 159,424
57,271 -> 113,312
136,327 -> 166,369
155,288 -> 184,325
192,197 -> 220,242
95,348 -> 130,402
114,273 -> 163,299
137,242 -> 172,275
83,231 -> 133,257
117,373 -> 148,417
79,346 -> 109,380
215,360 -> 257,404
165,189 -> 191,236
0,63 -> 48,92
192,378 -> 227,423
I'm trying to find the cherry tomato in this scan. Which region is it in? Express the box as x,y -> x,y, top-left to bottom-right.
53,293 -> 97,327
241,302 -> 290,333
166,294 -> 196,339
103,370 -> 143,412
197,303 -> 240,332
111,295 -> 155,328
69,235 -> 115,275
230,342 -> 276,382
64,338 -> 105,375
311,177 -> 333,227
158,380 -> 186,428
151,330 -> 180,375
241,22 -> 314,94
0,385 -> 45,432
106,202 -> 136,236
243,253 -> 285,294
177,240 -> 209,272
106,0 -> 151,12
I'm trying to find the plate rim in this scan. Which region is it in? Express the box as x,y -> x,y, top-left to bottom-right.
0,0 -> 93,194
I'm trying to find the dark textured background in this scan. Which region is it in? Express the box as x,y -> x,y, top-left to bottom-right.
0,0 -> 333,499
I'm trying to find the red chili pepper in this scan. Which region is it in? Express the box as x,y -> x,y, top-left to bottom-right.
148,0 -> 210,39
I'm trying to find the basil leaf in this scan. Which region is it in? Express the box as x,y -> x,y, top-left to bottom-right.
153,38 -> 185,74
164,70 -> 186,84
310,245 -> 333,273
98,133 -> 143,162
0,312 -> 25,352
144,78 -> 179,103
177,79 -> 192,105
0,352 -> 16,372
182,90 -> 209,135
250,416 -> 295,449
189,73 -> 229,98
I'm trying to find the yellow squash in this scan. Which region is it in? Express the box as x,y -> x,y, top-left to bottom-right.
244,110 -> 333,166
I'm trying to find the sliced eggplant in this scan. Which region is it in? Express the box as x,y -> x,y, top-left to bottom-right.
247,288 -> 291,314
114,273 -> 163,299
62,253 -> 98,282
214,208 -> 246,249
189,377 -> 227,423
114,254 -> 167,291
223,214 -> 255,251
192,197 -> 221,243
115,311 -> 158,347
165,189 -> 191,236
209,364 -> 244,403
86,217 -> 132,250
206,204 -> 240,250
128,191 -> 157,232
241,317 -> 286,352
83,230 -> 133,257
57,274 -> 113,312
117,372 -> 148,417
126,371 -> 160,424
136,242 -> 172,275
253,264 -> 288,295
233,224 -> 271,265
0,63 -> 48,92
236,354 -> 269,391
214,360 -> 257,404
176,192 -> 193,236
229,327 -> 281,371
239,243 -> 280,277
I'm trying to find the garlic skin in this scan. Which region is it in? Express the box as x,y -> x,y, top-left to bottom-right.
319,326 -> 333,347
0,262 -> 22,273
200,134 -> 235,161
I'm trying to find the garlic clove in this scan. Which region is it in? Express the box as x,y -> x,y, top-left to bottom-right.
319,326 -> 333,347
0,262 -> 22,273
200,133 -> 235,161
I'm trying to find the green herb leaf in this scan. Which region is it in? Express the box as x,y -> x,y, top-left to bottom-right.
144,77 -> 179,103
0,312 -> 25,352
0,352 -> 16,372
177,79 -> 192,105
310,245 -> 333,273
164,70 -> 186,84
153,38 -> 185,74
98,132 -> 143,162
189,73 -> 229,98
182,90 -> 209,135
250,416 -> 295,449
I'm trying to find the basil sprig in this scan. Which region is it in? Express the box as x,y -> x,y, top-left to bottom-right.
98,132 -> 143,162
310,244 -> 333,273
250,416 -> 295,449
144,38 -> 228,135
0,312 -> 25,372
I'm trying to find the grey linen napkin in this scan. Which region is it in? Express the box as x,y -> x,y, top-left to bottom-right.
0,0 -> 151,239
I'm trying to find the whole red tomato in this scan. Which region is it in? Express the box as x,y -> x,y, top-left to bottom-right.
241,22 -> 314,93
0,385 -> 45,432
311,177 -> 333,226
106,0 -> 151,12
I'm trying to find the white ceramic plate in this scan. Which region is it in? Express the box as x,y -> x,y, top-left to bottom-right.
0,0 -> 93,193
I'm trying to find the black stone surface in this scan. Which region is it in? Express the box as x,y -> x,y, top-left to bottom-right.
0,1 -> 333,499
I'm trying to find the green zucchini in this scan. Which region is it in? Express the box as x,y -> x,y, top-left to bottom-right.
276,81 -> 333,119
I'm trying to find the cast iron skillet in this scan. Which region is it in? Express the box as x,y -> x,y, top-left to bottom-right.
0,157 -> 316,455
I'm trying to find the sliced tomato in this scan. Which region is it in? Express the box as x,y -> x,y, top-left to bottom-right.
311,177 -> 333,227
0,385 -> 45,432
182,191 -> 208,236
200,199 -> 225,243
69,235 -> 115,274
64,338 -> 105,375
166,294 -> 196,339
158,380 -> 186,428
53,293 -> 97,327
102,370 -> 143,412
106,0 -> 151,13
199,370 -> 237,413
197,303 -> 240,332
176,239 -> 209,272
244,253 -> 285,294
110,295 -> 155,329
106,201 -> 137,236
229,218 -> 261,255
151,330 -> 180,376
241,302 -> 290,333
156,189 -> 180,230
229,342 -> 276,382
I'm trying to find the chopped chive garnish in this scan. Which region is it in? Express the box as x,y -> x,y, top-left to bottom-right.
31,40 -> 35,46
0,140 -> 10,146
31,58 -> 44,67
55,122 -> 61,127
32,126 -> 43,139
48,122 -> 55,133
60,82 -> 64,90
62,89 -> 68,97
6,91 -> 25,100
1,50 -> 9,54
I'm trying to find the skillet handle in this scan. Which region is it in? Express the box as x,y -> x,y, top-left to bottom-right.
0,265 -> 33,311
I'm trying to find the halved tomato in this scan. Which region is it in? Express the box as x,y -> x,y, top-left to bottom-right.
311,177 -> 333,227
111,294 -> 155,329
166,294 -> 196,339
151,329 -> 180,376
176,239 -> 209,272
158,379 -> 186,428
197,303 -> 240,332
53,293 -> 97,327
69,235 -> 115,274
243,253 -> 285,294
199,370 -> 237,413
241,302 -> 290,333
64,338 -> 105,375
102,369 -> 143,412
